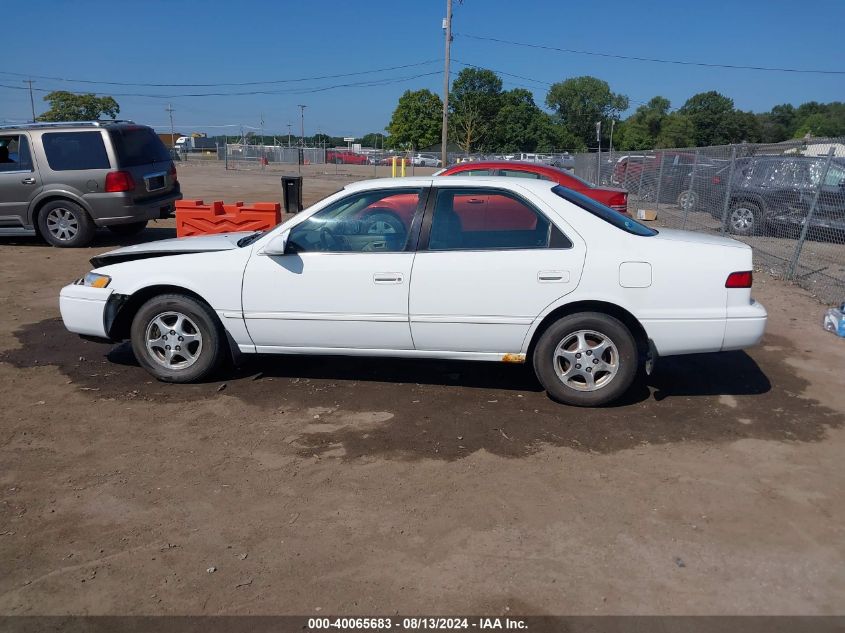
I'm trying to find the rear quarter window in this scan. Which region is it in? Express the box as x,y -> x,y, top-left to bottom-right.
42,131 -> 110,171
552,185 -> 657,236
108,127 -> 172,167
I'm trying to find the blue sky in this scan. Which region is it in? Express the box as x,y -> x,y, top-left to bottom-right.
2,0 -> 843,137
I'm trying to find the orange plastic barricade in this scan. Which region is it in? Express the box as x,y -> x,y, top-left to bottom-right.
175,200 -> 282,238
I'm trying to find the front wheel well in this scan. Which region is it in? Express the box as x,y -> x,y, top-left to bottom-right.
107,285 -> 213,341
526,300 -> 649,362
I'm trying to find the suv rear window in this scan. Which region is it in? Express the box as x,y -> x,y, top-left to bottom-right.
108,127 -> 171,167
42,131 -> 110,171
552,185 -> 657,236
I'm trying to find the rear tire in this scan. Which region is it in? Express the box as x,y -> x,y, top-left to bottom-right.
38,200 -> 95,248
533,312 -> 638,407
727,201 -> 761,236
130,293 -> 225,383
108,220 -> 148,236
677,189 -> 698,211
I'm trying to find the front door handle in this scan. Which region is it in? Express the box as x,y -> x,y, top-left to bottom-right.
466,198 -> 484,204
538,270 -> 569,283
374,272 -> 403,284
21,177 -> 36,185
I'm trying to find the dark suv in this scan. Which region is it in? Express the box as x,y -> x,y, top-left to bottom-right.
0,120 -> 181,247
697,155 -> 845,236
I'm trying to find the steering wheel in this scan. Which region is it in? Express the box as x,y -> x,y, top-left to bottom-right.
318,224 -> 350,251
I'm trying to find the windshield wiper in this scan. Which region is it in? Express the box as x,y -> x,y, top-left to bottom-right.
237,231 -> 264,247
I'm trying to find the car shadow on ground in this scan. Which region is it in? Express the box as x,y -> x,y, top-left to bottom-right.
4,319 -> 839,460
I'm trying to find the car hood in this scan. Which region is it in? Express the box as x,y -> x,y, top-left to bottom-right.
90,232 -> 251,268
651,228 -> 748,249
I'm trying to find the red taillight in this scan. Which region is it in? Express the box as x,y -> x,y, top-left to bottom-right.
169,162 -> 178,183
712,175 -> 721,185
725,271 -> 753,288
104,170 -> 135,193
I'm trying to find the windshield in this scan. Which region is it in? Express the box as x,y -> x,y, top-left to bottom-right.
552,185 -> 657,236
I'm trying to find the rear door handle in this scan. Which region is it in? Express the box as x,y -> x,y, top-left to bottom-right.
538,270 -> 569,283
374,272 -> 403,284
21,177 -> 36,185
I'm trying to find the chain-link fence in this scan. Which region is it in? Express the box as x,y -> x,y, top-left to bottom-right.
572,138 -> 845,304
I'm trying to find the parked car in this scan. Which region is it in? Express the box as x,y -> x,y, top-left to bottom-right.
412,153 -> 442,167
438,161 -> 629,214
59,177 -> 765,406
326,150 -> 368,165
0,120 -> 180,247
378,154 -> 411,166
692,155 -> 845,236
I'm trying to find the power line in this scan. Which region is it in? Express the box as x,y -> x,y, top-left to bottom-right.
457,33 -> 845,75
0,71 -> 443,99
0,59 -> 442,88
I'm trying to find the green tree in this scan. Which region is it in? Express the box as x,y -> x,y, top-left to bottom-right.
618,96 -> 671,150
490,89 -> 543,152
655,113 -> 696,148
36,91 -> 120,122
360,132 -> 386,148
677,91 -> 737,146
545,76 -> 628,148
450,68 -> 503,151
386,89 -> 442,150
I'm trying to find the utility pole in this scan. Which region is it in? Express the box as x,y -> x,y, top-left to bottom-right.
24,80 -> 36,121
440,0 -> 453,168
608,119 -> 616,165
298,105 -> 307,147
165,103 -> 176,148
259,113 -> 265,144
287,123 -> 292,147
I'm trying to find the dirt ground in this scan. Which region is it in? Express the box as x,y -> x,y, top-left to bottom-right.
1,162 -> 844,615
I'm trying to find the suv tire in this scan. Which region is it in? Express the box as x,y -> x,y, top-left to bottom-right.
130,293 -> 226,383
38,200 -> 96,248
727,201 -> 761,236
108,221 -> 148,236
533,312 -> 637,407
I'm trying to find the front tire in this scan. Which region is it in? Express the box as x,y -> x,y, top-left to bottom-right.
533,312 -> 638,407
130,294 -> 225,383
38,200 -> 95,247
677,189 -> 698,211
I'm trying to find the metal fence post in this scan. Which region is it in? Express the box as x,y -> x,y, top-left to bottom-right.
636,154 -> 647,200
654,152 -> 665,212
787,147 -> 835,279
224,143 -> 228,170
682,149 -> 699,230
719,146 -> 738,235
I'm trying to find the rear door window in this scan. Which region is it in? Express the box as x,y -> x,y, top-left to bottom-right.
42,131 -> 110,171
108,127 -> 171,167
0,135 -> 33,172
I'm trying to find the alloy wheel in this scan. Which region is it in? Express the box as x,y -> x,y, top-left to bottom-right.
144,311 -> 203,370
553,329 -> 619,392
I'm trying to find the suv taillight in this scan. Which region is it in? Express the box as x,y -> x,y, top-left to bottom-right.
169,162 -> 178,183
725,271 -> 753,288
104,170 -> 135,193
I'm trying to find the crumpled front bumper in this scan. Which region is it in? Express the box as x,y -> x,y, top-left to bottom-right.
59,284 -> 112,338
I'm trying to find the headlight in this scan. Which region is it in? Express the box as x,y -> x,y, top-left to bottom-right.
78,272 -> 112,288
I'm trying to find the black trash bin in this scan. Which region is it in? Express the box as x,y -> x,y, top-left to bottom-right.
281,175 -> 303,214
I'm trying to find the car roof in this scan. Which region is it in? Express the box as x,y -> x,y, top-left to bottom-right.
444,160 -> 563,172
0,120 -> 140,132
343,176 -> 559,194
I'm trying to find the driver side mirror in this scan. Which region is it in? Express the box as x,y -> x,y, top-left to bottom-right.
261,231 -> 289,256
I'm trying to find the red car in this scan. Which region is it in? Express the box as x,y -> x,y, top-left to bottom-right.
326,150 -> 368,165
440,161 -> 629,214
348,161 -> 629,239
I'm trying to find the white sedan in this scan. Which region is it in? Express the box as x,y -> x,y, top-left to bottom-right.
59,177 -> 767,406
